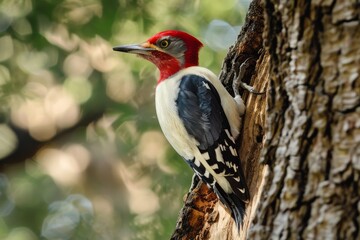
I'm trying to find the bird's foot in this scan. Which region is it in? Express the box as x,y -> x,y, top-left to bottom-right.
233,57 -> 265,96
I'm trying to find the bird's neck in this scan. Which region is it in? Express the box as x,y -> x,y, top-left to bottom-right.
157,60 -> 201,84
156,58 -> 182,83
144,52 -> 198,84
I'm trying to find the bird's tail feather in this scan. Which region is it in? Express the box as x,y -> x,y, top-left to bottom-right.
213,183 -> 246,230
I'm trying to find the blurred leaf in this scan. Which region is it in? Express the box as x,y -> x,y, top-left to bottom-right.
0,174 -> 14,217
42,194 -> 94,240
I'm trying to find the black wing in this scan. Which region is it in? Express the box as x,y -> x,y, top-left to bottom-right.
176,74 -> 250,228
176,74 -> 223,150
176,74 -> 249,201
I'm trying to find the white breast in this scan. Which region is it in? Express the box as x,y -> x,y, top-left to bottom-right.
155,75 -> 198,160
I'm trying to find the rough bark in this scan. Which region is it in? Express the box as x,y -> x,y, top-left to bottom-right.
250,0 -> 360,239
171,0 -> 360,239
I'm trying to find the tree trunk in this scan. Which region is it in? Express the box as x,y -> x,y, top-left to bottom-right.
251,0 -> 360,239
171,0 -> 360,239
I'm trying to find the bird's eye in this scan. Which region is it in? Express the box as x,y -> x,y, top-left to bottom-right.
159,39 -> 170,48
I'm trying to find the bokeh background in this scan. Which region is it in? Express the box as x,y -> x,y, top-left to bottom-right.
0,0 -> 250,239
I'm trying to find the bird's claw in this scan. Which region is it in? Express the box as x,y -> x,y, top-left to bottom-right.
239,81 -> 265,95
233,57 -> 265,96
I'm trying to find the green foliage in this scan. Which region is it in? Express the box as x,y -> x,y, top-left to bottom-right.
0,0 -> 249,239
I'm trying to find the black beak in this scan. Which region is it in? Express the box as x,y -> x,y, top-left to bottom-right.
112,44 -> 155,55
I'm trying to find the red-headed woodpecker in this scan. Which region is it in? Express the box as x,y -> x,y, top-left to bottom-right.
113,30 -> 250,229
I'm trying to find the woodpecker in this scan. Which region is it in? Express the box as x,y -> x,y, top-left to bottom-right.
113,30 -> 250,229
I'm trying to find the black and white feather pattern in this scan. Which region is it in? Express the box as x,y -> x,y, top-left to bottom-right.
175,74 -> 250,228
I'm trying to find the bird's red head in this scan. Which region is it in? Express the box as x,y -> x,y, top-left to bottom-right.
113,30 -> 203,82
